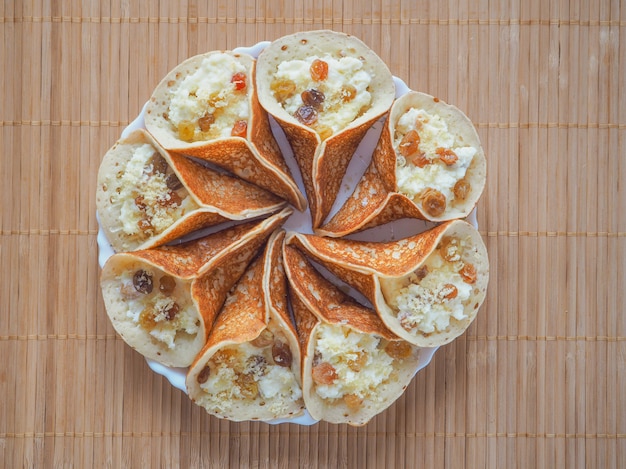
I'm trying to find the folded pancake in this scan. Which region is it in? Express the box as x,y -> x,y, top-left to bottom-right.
287,220 -> 489,347
255,30 -> 396,228
186,231 -> 305,421
100,208 -> 293,367
283,243 -> 421,426
96,128 -> 286,252
144,50 -> 306,211
318,92 -> 486,237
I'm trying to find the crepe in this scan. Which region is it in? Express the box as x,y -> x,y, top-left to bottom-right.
318,91 -> 487,237
96,128 -> 287,252
255,30 -> 396,228
283,243 -> 421,426
143,50 -> 306,211
286,220 -> 489,347
186,231 -> 305,421
100,208 -> 292,368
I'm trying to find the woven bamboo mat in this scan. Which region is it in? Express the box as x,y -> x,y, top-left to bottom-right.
1,0 -> 624,467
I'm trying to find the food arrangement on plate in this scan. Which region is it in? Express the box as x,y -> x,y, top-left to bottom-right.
96,30 -> 489,426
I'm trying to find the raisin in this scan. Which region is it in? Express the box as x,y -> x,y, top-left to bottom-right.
231,120 -> 248,138
439,237 -> 461,262
311,362 -> 338,385
137,218 -> 153,233
134,196 -> 147,211
163,303 -> 180,321
271,79 -> 297,102
159,275 -> 176,296
231,72 -> 247,91
347,352 -> 367,372
246,355 -> 268,376
460,263 -> 477,284
159,191 -> 182,207
272,341 -> 293,368
421,188 -> 446,217
409,152 -> 430,168
453,178 -> 471,201
295,105 -> 318,125
150,154 -> 169,175
384,341 -> 413,360
398,130 -> 420,157
165,173 -> 183,191
415,265 -> 429,281
133,270 -> 153,294
436,147 -> 458,166
251,329 -> 274,348
310,59 -> 329,81
197,113 -> 215,132
301,89 -> 325,110
197,365 -> 211,384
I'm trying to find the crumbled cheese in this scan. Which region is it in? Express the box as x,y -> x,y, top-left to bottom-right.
381,236 -> 474,335
197,324 -> 302,416
167,53 -> 250,138
273,54 -> 372,133
113,143 -> 198,237
313,324 -> 395,403
394,108 -> 476,203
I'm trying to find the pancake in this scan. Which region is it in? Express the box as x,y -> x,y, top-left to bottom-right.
283,244 -> 421,426
255,30 -> 396,228
96,128 -> 286,252
286,220 -> 489,347
100,209 -> 292,367
144,50 -> 306,211
318,91 -> 487,237
186,231 -> 305,421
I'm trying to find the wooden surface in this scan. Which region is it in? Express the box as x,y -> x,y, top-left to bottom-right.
1,1 -> 624,467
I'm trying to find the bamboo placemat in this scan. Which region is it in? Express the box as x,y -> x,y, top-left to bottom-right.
1,1 -> 624,467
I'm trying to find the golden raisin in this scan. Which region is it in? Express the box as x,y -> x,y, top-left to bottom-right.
398,130 -> 420,157
197,113 -> 215,132
343,393 -> 363,410
134,196 -> 147,211
409,152 -> 430,168
310,59 -> 329,81
237,373 -> 259,399
312,362 -> 338,385
272,341 -> 293,368
347,352 -> 367,372
440,284 -> 458,300
340,84 -> 357,102
137,218 -> 153,234
231,120 -> 248,138
459,263 -> 478,284
251,329 -> 274,348
439,237 -> 461,262
231,72 -> 247,91
415,265 -> 429,281
453,178 -> 471,201
421,188 -> 447,217
384,341 -> 413,360
159,275 -> 176,296
436,147 -> 459,166
178,120 -> 196,141
271,79 -> 297,102
139,308 -> 157,330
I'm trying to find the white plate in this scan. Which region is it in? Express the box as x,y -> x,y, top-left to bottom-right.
97,41 -> 477,425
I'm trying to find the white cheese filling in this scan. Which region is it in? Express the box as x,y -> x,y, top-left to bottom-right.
394,108 -> 476,204
381,236 -> 474,335
272,54 -> 372,134
313,324 -> 399,403
198,326 -> 302,416
119,269 -> 199,349
167,53 -> 250,139
109,143 -> 198,238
